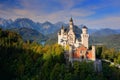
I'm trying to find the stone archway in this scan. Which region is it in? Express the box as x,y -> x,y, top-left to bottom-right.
81,55 -> 84,59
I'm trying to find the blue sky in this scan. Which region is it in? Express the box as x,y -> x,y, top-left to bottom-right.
0,0 -> 120,29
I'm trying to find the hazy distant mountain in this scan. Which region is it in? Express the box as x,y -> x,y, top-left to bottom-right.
0,18 -> 66,35
8,18 -> 41,30
0,17 -> 120,50
90,34 -> 120,51
1,18 -> 120,36
54,22 -> 68,28
1,17 -> 120,46
40,21 -> 56,34
0,18 -> 13,29
91,28 -> 120,36
40,21 -> 68,34
9,27 -> 46,42
89,28 -> 120,51
88,29 -> 98,34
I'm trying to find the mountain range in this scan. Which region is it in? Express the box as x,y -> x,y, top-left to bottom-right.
0,17 -> 120,49
0,18 -> 120,35
91,28 -> 120,36
9,27 -> 46,42
0,18 -> 68,35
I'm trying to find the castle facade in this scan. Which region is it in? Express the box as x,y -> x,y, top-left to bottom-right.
58,18 -> 96,62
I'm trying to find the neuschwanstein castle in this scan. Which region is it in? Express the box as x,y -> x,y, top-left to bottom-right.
58,18 -> 96,62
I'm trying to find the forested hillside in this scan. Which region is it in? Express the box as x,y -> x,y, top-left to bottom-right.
0,28 -> 120,80
90,34 -> 120,51
9,27 -> 47,42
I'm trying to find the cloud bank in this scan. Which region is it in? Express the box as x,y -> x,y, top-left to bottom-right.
0,0 -> 120,29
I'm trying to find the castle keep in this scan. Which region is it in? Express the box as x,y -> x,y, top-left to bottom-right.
58,18 -> 96,62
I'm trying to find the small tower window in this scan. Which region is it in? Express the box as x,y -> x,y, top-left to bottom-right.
80,50 -> 84,54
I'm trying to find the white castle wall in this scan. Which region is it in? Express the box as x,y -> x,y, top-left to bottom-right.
81,28 -> 89,49
58,18 -> 89,50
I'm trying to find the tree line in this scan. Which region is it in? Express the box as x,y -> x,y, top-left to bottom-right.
96,45 -> 120,64
0,28 -> 120,80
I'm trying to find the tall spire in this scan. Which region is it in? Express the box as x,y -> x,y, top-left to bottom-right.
61,25 -> 64,29
70,17 -> 73,22
69,17 -> 74,29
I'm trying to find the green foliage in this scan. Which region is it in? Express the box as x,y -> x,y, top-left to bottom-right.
0,29 -> 120,80
10,27 -> 46,42
45,37 -> 57,45
96,45 -> 120,63
102,62 -> 120,80
50,63 -> 62,80
72,61 -> 95,80
91,34 -> 120,51
96,46 -> 102,59
114,52 -> 120,64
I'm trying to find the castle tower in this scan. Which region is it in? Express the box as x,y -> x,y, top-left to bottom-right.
92,46 -> 96,61
81,26 -> 89,49
58,31 -> 61,44
61,25 -> 64,35
69,17 -> 74,30
58,26 -> 64,45
69,45 -> 73,63
68,18 -> 75,45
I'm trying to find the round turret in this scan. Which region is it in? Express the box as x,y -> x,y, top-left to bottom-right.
82,26 -> 88,34
61,25 -> 64,34
82,26 -> 88,29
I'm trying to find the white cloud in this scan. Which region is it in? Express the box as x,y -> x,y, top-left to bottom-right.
31,8 -> 95,24
1,7 -> 120,29
0,0 -> 120,29
57,0 -> 84,9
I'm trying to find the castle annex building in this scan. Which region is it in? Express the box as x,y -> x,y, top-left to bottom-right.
58,18 -> 96,62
